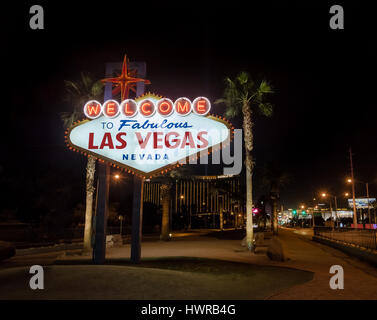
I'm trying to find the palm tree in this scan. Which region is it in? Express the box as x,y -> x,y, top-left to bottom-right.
61,72 -> 104,252
215,71 -> 273,251
261,161 -> 290,234
158,184 -> 171,240
153,166 -> 195,240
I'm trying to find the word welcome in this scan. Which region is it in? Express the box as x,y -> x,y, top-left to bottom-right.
84,97 -> 211,119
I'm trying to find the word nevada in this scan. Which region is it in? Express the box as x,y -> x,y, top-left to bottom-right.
84,96 -> 211,119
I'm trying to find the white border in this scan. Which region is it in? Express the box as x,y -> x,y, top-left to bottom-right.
192,96 -> 211,116
83,100 -> 102,119
174,97 -> 192,116
156,98 -> 174,117
120,99 -> 138,118
103,99 -> 120,118
138,99 -> 156,117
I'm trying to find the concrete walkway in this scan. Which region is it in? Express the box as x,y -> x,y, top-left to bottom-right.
1,228 -> 377,299
56,227 -> 377,299
265,228 -> 377,299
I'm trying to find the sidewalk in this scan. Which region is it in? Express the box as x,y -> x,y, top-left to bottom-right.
265,228 -> 377,299
2,227 -> 377,299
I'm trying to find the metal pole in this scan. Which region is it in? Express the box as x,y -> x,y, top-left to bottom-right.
92,61 -> 114,264
334,195 -> 338,229
130,61 -> 146,263
131,175 -> 144,263
349,148 -> 358,228
329,198 -> 334,230
92,163 -> 110,264
366,182 -> 371,228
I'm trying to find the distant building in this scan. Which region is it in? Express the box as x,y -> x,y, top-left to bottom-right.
143,175 -> 243,229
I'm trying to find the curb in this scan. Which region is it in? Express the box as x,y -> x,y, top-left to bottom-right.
312,236 -> 377,267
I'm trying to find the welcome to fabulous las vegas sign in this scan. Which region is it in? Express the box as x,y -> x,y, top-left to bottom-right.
65,93 -> 233,177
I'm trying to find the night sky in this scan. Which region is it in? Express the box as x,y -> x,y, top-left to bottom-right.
4,2 -> 377,209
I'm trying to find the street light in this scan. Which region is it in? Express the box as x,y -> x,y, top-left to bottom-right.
321,192 -> 337,229
114,174 -> 120,180
347,178 -> 374,228
346,177 -> 358,227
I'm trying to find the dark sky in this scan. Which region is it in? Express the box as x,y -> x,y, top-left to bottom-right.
4,1 -> 377,208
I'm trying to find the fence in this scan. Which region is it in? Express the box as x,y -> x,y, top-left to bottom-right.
314,226 -> 377,250
0,223 -> 157,246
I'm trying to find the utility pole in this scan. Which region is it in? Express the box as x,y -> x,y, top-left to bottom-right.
334,195 -> 338,229
349,148 -> 358,228
329,198 -> 334,230
366,182 -> 371,228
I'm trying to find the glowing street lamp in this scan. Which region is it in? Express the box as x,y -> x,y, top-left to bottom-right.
347,178 -> 373,228
321,192 -> 336,229
114,174 -> 120,180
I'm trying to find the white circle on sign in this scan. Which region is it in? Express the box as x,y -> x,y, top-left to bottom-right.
192,97 -> 211,116
174,97 -> 192,116
103,100 -> 120,118
138,99 -> 156,117
83,100 -> 102,119
157,98 -> 174,117
120,99 -> 138,117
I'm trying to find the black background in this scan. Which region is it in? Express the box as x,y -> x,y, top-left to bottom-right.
3,1 -> 377,208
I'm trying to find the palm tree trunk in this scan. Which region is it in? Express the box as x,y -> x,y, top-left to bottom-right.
160,184 -> 170,241
83,155 -> 96,252
243,103 -> 254,251
272,198 -> 278,235
219,198 -> 224,230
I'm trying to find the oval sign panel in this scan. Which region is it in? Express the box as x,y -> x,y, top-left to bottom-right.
67,93 -> 232,177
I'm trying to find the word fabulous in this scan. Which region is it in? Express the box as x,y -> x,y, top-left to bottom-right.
83,97 -> 211,119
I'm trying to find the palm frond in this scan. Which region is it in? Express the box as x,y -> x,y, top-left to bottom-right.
258,102 -> 273,117
62,72 -> 103,127
217,72 -> 273,119
91,80 -> 104,99
259,80 -> 273,94
237,71 -> 250,85
60,110 -> 81,128
80,72 -> 93,91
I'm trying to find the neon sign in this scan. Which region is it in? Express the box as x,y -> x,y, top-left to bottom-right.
83,96 -> 211,119
66,93 -> 232,177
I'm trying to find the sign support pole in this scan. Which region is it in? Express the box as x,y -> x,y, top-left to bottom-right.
131,175 -> 144,263
130,62 -> 146,263
92,163 -> 109,264
92,62 -> 115,264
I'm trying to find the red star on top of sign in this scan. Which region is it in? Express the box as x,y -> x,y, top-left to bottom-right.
101,55 -> 151,101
